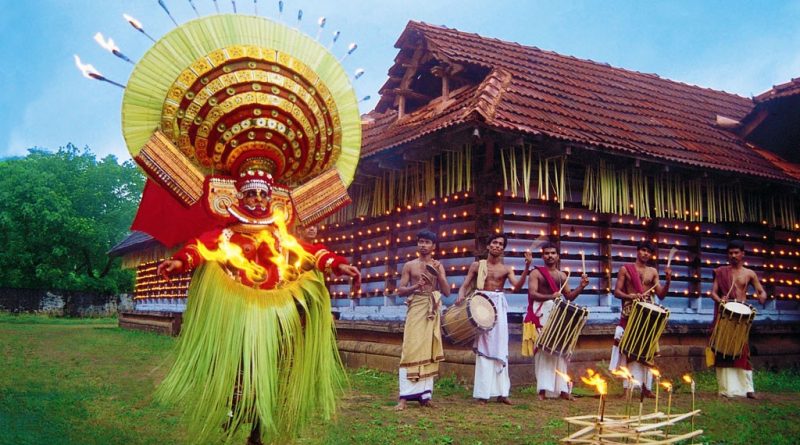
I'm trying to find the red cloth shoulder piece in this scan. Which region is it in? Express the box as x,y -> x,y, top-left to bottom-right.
131,180 -> 227,248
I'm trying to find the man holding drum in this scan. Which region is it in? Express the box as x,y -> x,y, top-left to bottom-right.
456,234 -> 531,405
527,242 -> 590,400
610,240 -> 672,398
710,240 -> 767,399
395,229 -> 451,410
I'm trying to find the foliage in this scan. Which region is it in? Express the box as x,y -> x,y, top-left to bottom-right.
0,145 -> 143,293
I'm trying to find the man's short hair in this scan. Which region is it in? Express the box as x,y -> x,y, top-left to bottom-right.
416,229 -> 437,244
540,241 -> 558,252
636,240 -> 656,253
727,240 -> 745,252
487,233 -> 508,248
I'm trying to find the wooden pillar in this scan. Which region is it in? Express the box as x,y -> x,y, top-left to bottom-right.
474,136 -> 503,251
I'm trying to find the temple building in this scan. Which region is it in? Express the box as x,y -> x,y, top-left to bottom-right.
112,21 -> 800,377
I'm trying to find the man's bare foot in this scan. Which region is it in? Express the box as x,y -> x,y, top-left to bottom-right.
559,392 -> 575,401
477,399 -> 488,405
394,399 -> 407,411
746,392 -> 757,399
497,396 -> 513,405
538,391 -> 546,401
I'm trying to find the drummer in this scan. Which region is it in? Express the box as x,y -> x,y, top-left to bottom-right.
710,239 -> 767,399
395,229 -> 451,410
610,240 -> 672,398
526,242 -> 589,400
456,234 -> 532,405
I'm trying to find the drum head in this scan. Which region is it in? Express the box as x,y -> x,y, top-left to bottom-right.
725,302 -> 752,315
469,293 -> 497,330
637,302 -> 666,313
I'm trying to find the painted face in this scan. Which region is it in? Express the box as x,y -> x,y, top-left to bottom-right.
541,247 -> 559,265
242,189 -> 271,217
487,237 -> 506,257
637,248 -> 654,263
417,238 -> 434,255
728,248 -> 744,266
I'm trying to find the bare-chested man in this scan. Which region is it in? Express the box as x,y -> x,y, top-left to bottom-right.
711,239 -> 767,399
395,229 -> 450,410
526,242 -> 589,400
610,240 -> 671,397
456,234 -> 531,405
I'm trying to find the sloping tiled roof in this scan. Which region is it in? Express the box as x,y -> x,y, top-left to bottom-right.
755,78 -> 800,104
363,21 -> 799,183
108,231 -> 160,257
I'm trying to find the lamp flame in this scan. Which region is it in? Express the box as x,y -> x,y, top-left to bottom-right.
93,32 -> 119,52
580,368 -> 607,395
651,368 -> 661,378
74,55 -> 101,79
612,365 -> 633,380
660,380 -> 673,392
682,374 -> 693,384
122,13 -> 142,30
555,370 -> 572,383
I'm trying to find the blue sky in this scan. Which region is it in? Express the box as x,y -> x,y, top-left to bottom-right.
1,0 -> 799,161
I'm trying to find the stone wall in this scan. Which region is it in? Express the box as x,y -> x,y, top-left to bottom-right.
0,288 -> 133,317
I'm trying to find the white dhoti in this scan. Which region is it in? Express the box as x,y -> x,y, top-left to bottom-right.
609,325 -> 653,390
716,368 -> 754,397
473,291 -> 510,399
398,367 -> 434,402
534,299 -> 571,397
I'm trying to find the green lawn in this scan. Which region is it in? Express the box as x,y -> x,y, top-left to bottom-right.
2,313 -> 799,445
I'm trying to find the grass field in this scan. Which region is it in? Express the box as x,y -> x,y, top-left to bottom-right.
2,313 -> 799,445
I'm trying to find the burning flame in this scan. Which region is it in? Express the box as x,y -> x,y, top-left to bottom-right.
660,380 -> 673,392
93,32 -> 119,53
73,55 -> 101,79
580,368 -> 607,395
612,366 -> 633,380
196,208 -> 314,285
555,370 -> 572,383
123,13 -> 143,30
651,368 -> 661,378
682,374 -> 693,384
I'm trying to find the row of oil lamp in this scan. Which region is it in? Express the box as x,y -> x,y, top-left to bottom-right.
572,367 -> 696,425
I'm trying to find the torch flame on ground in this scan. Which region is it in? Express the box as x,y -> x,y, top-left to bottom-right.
651,368 -> 662,378
74,55 -> 101,79
682,374 -> 693,384
555,370 -> 572,384
612,366 -> 633,380
660,380 -> 673,392
580,368 -> 607,395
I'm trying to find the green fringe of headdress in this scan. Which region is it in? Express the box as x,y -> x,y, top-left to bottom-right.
155,263 -> 344,444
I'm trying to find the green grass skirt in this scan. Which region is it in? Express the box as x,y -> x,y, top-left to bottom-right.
155,263 -> 344,444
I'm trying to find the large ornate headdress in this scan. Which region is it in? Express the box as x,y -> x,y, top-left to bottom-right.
78,9 -> 362,246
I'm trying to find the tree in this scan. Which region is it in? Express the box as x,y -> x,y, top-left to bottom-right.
0,144 -> 144,293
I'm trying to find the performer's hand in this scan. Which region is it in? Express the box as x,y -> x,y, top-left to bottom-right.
579,273 -> 590,288
523,250 -> 533,268
664,267 -> 673,281
552,292 -> 561,300
157,259 -> 183,281
337,264 -> 360,278
455,295 -> 465,306
419,273 -> 432,286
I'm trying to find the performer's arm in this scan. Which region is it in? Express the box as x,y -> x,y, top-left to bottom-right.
749,270 -> 768,305
455,262 -> 479,305
431,260 -> 451,296
613,267 -> 640,301
396,262 -> 424,297
563,272 -> 590,301
654,267 -> 672,300
528,269 -> 557,302
507,251 -> 532,293
157,230 -> 220,278
711,268 -> 724,303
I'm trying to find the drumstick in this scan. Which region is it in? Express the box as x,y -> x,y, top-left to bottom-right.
557,270 -> 571,296
666,247 -> 677,269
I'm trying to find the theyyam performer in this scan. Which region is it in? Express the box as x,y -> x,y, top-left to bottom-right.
99,11 -> 363,444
